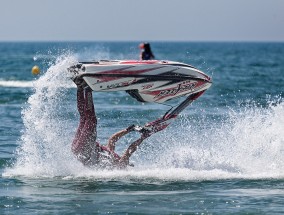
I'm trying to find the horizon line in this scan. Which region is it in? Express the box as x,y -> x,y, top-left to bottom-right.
0,40 -> 284,43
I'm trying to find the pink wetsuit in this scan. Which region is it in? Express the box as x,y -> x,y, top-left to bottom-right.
72,87 -> 121,166
72,87 -> 97,165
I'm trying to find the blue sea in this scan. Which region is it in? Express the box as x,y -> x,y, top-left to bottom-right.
0,42 -> 284,214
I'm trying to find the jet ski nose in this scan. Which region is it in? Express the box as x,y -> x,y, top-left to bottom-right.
68,63 -> 85,75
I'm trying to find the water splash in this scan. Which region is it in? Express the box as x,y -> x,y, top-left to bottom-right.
3,53 -> 284,180
139,98 -> 284,179
4,54 -> 83,177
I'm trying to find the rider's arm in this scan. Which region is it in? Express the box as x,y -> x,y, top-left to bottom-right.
106,125 -> 135,151
118,132 -> 151,168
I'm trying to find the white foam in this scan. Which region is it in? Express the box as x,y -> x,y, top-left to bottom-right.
3,53 -> 284,181
141,99 -> 284,179
4,54 -> 80,177
0,80 -> 34,88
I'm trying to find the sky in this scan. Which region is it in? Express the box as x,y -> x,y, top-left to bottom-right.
0,0 -> 284,42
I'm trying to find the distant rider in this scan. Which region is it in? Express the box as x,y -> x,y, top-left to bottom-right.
139,42 -> 155,60
72,78 -> 152,168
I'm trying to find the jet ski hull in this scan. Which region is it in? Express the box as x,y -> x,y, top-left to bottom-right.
69,60 -> 212,103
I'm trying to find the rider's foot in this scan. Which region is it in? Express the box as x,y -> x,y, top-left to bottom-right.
72,76 -> 87,88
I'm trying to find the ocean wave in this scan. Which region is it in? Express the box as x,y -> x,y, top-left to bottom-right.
0,79 -> 75,89
0,80 -> 35,88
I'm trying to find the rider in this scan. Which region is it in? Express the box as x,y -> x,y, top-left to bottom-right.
139,42 -> 155,60
72,78 -> 152,168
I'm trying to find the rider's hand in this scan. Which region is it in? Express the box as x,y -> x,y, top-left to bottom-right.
141,129 -> 152,138
126,124 -> 136,132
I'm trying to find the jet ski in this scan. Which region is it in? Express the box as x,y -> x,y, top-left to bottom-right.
69,60 -> 212,134
68,60 -> 212,103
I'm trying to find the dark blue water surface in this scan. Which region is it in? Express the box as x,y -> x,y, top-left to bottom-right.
0,42 -> 284,214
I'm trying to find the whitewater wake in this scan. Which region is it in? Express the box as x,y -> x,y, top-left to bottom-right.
3,55 -> 284,181
145,98 -> 284,179
0,80 -> 34,88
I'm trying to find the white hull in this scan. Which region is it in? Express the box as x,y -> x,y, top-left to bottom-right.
69,60 -> 212,103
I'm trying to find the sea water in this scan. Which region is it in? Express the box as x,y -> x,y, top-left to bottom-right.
0,42 -> 284,214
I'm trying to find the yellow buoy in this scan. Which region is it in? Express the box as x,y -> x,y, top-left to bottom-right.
31,65 -> 40,75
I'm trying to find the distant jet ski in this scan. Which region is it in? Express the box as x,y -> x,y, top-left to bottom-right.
69,60 -> 212,134
68,60 -> 212,103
